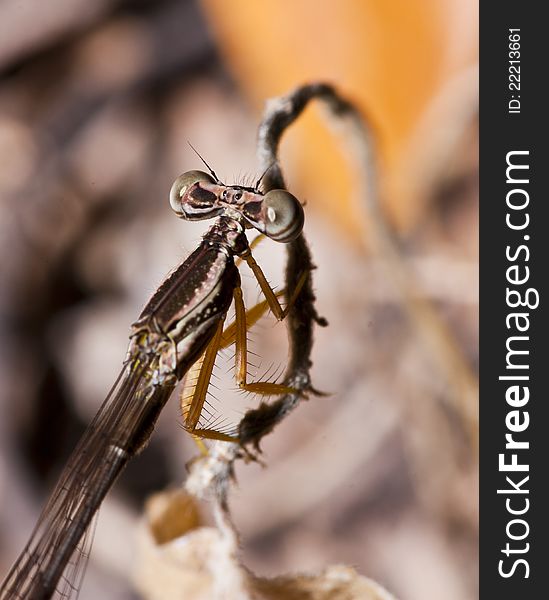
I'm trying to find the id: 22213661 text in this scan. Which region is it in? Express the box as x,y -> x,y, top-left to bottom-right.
508,28 -> 521,114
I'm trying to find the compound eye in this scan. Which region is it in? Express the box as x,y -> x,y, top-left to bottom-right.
262,189 -> 304,242
169,170 -> 215,214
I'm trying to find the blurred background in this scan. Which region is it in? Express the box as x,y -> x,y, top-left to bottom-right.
0,1 -> 478,599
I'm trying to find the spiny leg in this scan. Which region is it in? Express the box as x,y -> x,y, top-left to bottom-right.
180,288 -> 289,445
181,256 -> 305,443
180,354 -> 209,452
220,290 -> 285,350
232,285 -> 297,396
242,250 -> 307,321
180,318 -> 239,443
221,245 -> 309,349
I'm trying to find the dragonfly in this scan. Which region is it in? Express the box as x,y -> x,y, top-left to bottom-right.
0,163 -> 306,599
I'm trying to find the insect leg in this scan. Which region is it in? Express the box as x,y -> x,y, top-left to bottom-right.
182,318 -> 224,434
242,250 -> 307,321
232,286 -> 296,396
219,289 -> 285,349
180,319 -> 240,442
180,354 -> 209,452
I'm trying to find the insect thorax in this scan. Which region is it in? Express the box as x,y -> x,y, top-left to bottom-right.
203,216 -> 249,257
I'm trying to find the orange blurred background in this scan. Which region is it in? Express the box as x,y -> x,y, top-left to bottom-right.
202,0 -> 478,236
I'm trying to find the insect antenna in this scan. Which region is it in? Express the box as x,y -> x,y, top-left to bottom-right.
187,141 -> 221,183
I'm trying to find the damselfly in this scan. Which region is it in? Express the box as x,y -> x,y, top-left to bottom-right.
0,164 -> 306,599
